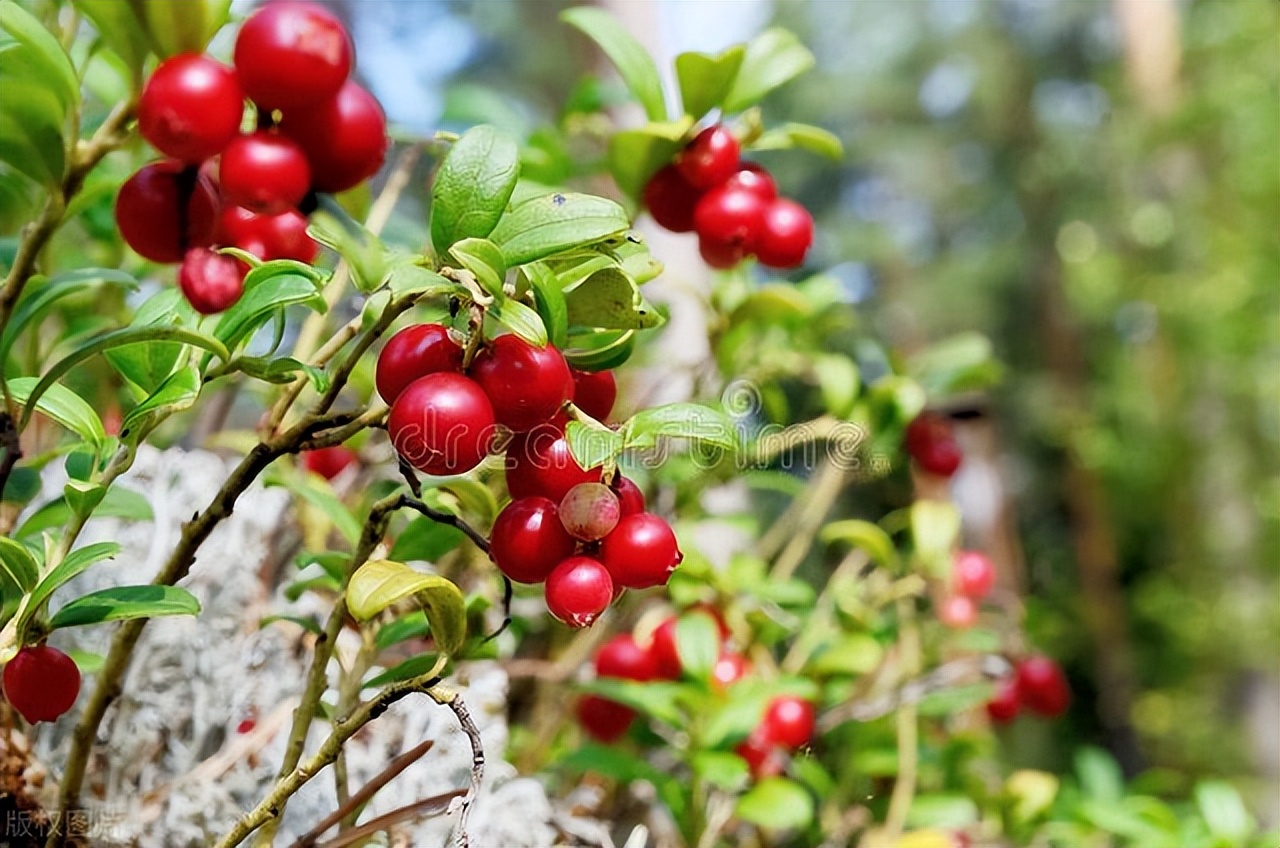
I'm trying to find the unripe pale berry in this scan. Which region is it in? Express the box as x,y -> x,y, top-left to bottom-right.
952,550 -> 996,599
559,482 -> 621,542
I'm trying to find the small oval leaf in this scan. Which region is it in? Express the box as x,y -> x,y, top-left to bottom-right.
348,559 -> 467,656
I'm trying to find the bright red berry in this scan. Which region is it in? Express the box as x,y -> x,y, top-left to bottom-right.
761,695 -> 816,750
596,633 -> 660,681
3,645 -> 81,723
612,475 -> 646,517
1015,656 -> 1071,718
694,185 -> 768,267
302,445 -> 357,480
576,694 -> 635,743
676,125 -> 740,190
985,678 -> 1020,724
952,550 -> 996,599
904,413 -> 963,477
544,556 -> 613,628
216,205 -> 318,263
219,132 -> 312,213
280,81 -> 386,193
600,512 -> 683,589
138,54 -> 244,163
755,198 -> 814,269
233,0 -> 352,111
115,161 -> 219,263
643,164 -> 703,233
711,651 -> 749,688
488,496 -> 576,584
938,594 -> 978,629
375,324 -> 464,405
735,734 -> 786,780
571,368 -> 617,421
387,373 -> 495,476
504,428 -> 597,502
179,247 -> 246,314
647,617 -> 682,680
559,482 -> 621,542
723,163 -> 777,202
471,335 -> 573,432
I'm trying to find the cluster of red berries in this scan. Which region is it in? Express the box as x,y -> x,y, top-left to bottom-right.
3,644 -> 81,724
937,549 -> 996,629
114,1 -> 386,314
904,412 -> 963,477
643,125 -> 814,270
577,608 -> 816,780
986,655 -> 1072,723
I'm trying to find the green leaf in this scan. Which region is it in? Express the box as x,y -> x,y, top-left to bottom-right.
0,3 -> 79,114
449,237 -> 508,299
675,608 -> 721,682
565,421 -> 624,471
2,466 -> 41,506
363,651 -> 442,689
702,688 -> 770,748
0,537 -> 39,591
606,120 -> 691,200
136,0 -> 231,57
917,683 -> 993,717
906,794 -> 980,829
723,28 -> 815,114
16,487 -> 151,539
820,519 -> 899,570
267,473 -> 361,547
213,266 -> 325,351
67,649 -> 104,675
622,403 -> 739,452
120,365 -> 201,443
692,750 -> 750,792
49,585 -> 200,629
24,542 -> 120,625
488,192 -> 630,267
306,209 -> 386,293
389,517 -> 465,563
229,356 -> 328,392
910,500 -> 961,578
386,264 -> 469,300
736,777 -> 815,830
0,84 -> 66,186
560,7 -> 667,122
576,679 -> 685,726
431,125 -> 520,255
2,268 -> 139,366
63,480 -> 105,519
808,633 -> 884,676
347,559 -> 467,656
259,614 -> 323,635
7,377 -> 105,450
1195,781 -> 1254,844
1005,769 -> 1059,823
1075,746 -> 1125,803
675,46 -> 745,120
525,264 -> 569,349
813,354 -> 860,418
562,328 -> 636,372
103,288 -> 196,392
751,122 -> 845,160
73,0 -> 151,78
907,332 -> 1003,398
565,267 -> 663,331
490,297 -> 548,347
374,610 -> 430,650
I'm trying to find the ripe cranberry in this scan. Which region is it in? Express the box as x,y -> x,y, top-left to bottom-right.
280,81 -> 386,193
755,198 -> 814,269
643,164 -> 702,233
303,445 -> 357,480
216,206 -> 317,263
761,695 -> 816,750
676,125 -> 740,190
544,556 -> 613,628
938,594 -> 978,629
376,323 -> 464,405
723,163 -> 777,202
504,428 -> 597,502
3,645 -> 81,723
233,0 -> 352,111
488,496 -> 576,584
711,651 -> 748,688
576,694 -> 635,743
647,616 -> 682,680
219,132 -> 312,213
571,368 -> 617,421
471,335 -> 573,432
698,237 -> 746,270
559,482 -> 621,542
236,718 -> 257,734
612,475 -> 646,516
735,734 -> 786,780
904,413 -> 963,477
600,512 -> 683,589
115,161 -> 218,263
179,247 -> 246,314
596,633 -> 660,681
138,54 -> 244,163
694,185 -> 768,265
387,373 -> 495,476
952,550 -> 996,599
1015,656 -> 1071,718
985,678 -> 1020,724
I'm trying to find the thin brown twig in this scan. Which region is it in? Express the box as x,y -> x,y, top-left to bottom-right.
311,790 -> 466,848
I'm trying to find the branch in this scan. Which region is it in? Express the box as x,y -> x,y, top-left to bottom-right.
311,790 -> 466,848
442,692 -> 485,848
816,654 -> 1011,731
397,495 -> 490,554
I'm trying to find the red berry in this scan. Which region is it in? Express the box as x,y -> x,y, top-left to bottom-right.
694,185 -> 768,266
676,125 -> 741,190
985,678 -> 1020,724
217,206 -> 318,264
3,645 -> 81,723
504,428 -> 597,502
471,335 -> 573,432
904,413 -> 962,477
576,694 -> 635,743
612,475 -> 646,516
219,132 -> 312,213
179,247 -> 246,314
387,373 -> 495,476
723,163 -> 777,202
647,617 -> 682,680
1015,656 -> 1071,718
115,161 -> 219,263
755,198 -> 814,269
559,482 -> 621,542
735,734 -> 786,780
303,445 -> 357,480
600,512 -> 683,590
938,594 -> 978,629
952,550 -> 996,599
233,0 -> 352,111
236,718 -> 257,734
489,496 -> 576,584
138,54 -> 244,163
376,323 -> 464,405
760,695 -> 816,750
571,368 -> 617,421
698,236 -> 746,270
280,81 -> 386,193
643,164 -> 703,233
544,556 -> 613,628
595,633 -> 659,681
711,651 -> 748,688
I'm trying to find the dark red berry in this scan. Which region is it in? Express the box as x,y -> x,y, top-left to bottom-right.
647,617 -> 682,680
544,556 -> 613,628
953,550 -> 996,599
280,81 -> 386,193
698,236 -> 746,270
1015,656 -> 1071,718
217,205 -> 318,263
3,645 -> 81,723
303,445 -> 357,480
985,678 -> 1020,724
138,54 -> 244,163
676,125 -> 740,190
504,428 -> 597,502
760,695 -> 816,750
376,324 -> 464,405
236,718 -> 257,734
755,198 -> 813,269
219,132 -> 312,213
600,512 -> 683,589
576,694 -> 635,743
233,0 -> 352,111
179,247 -> 246,314
938,594 -> 978,629
571,368 -> 617,421
387,373 -> 495,476
471,335 -> 573,432
723,163 -> 777,202
904,413 -> 962,477
612,475 -> 645,517
115,161 -> 219,263
735,734 -> 786,780
489,496 -> 576,584
596,633 -> 660,681
643,165 -> 703,233
694,185 -> 768,264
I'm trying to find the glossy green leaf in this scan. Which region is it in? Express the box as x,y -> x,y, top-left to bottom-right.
73,0 -> 151,77
0,537 -> 39,591
259,613 -> 324,635
267,474 -> 361,547
120,365 -> 201,443
490,297 -> 548,347
385,264 -> 469,300
431,125 -> 520,255
2,466 -> 41,506
0,85 -> 65,186
565,267 -> 664,331
137,0 -> 231,57
702,689 -> 770,748
751,122 -> 845,159
736,777 -> 815,830
813,354 -> 860,418
692,751 -> 750,792
907,332 -> 1004,398
16,487 -> 151,539
723,28 -> 815,113
49,584 -> 200,629
561,7 -> 667,122
606,121 -> 691,200
562,328 -> 636,372
347,559 -> 467,655
676,46 -> 745,120
374,610 -> 430,650
821,519 -> 899,570
489,192 -> 630,267
622,403 -> 739,452
103,288 -> 197,392
675,607 -> 721,682
565,420 -> 623,471
7,377 -> 105,450
363,651 -> 443,689
389,517 -> 465,563
0,3 -> 79,115
63,480 -> 106,519
1195,780 -> 1254,844
808,633 -> 884,676
1075,746 -> 1125,803
24,542 -> 120,626
449,237 -> 507,299
906,795 -> 981,829
525,264 -> 569,348
576,679 -> 685,726
67,649 -> 104,674
3,268 -> 139,366
213,267 -> 326,350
